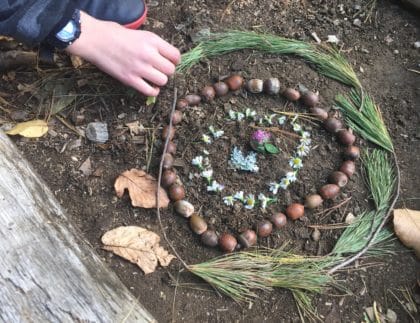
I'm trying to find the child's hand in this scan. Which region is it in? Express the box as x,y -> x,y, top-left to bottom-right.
66,11 -> 180,96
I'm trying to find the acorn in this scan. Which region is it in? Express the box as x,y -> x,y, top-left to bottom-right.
168,184 -> 185,201
174,200 -> 195,218
319,184 -> 340,200
213,81 -> 229,96
218,233 -> 237,252
225,75 -> 244,91
283,88 -> 301,101
169,110 -> 183,125
340,160 -> 356,177
310,107 -> 328,120
246,79 -> 264,93
344,145 -> 360,160
238,229 -> 257,248
162,153 -> 174,170
305,194 -> 324,209
328,171 -> 348,188
185,94 -> 201,106
270,212 -> 287,229
301,91 -> 319,107
201,230 -> 219,247
162,125 -> 175,140
286,203 -> 305,220
190,214 -> 208,235
337,130 -> 356,146
162,169 -> 177,187
324,118 -> 343,133
165,141 -> 177,154
256,220 -> 273,237
201,85 -> 216,101
176,99 -> 189,111
263,78 -> 281,95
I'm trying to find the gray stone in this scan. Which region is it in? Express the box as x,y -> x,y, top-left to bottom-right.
86,122 -> 109,143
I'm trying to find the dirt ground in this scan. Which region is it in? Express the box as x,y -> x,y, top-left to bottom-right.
1,0 -> 419,322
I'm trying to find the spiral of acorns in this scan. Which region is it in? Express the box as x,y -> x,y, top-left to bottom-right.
160,74 -> 360,253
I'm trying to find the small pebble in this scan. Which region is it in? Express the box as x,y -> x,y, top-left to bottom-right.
345,212 -> 356,224
353,18 -> 362,27
414,41 -> 420,49
86,122 -> 109,143
393,49 -> 399,54
117,113 -> 127,119
386,309 -> 397,323
311,228 -> 321,241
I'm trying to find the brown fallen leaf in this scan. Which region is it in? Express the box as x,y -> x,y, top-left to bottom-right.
393,208 -> 420,258
114,168 -> 169,208
101,226 -> 175,274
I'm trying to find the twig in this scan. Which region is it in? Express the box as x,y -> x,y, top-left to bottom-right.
307,223 -> 348,230
407,68 -> 420,75
156,87 -> 189,269
55,115 -> 85,137
328,151 -> 400,274
315,197 -> 352,219
146,127 -> 157,173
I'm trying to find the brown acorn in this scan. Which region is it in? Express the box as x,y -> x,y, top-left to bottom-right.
340,160 -> 356,177
169,110 -> 183,125
168,184 -> 185,201
337,130 -> 356,146
184,94 -> 201,106
201,85 -> 216,101
201,230 -> 219,247
218,233 -> 237,252
246,79 -> 264,93
176,99 -> 189,111
162,125 -> 175,140
270,212 -> 287,228
166,141 -> 177,154
263,78 -> 281,95
256,220 -> 273,237
162,169 -> 177,187
301,91 -> 319,107
174,200 -> 195,218
310,107 -> 328,120
238,229 -> 257,248
319,184 -> 340,200
344,145 -> 360,160
286,203 -> 305,220
162,153 -> 174,170
305,194 -> 324,209
225,75 -> 244,91
328,171 -> 348,188
190,214 -> 208,235
324,118 -> 343,133
213,81 -> 229,96
283,88 -> 301,101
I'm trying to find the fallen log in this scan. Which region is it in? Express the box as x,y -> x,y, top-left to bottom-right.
0,129 -> 156,322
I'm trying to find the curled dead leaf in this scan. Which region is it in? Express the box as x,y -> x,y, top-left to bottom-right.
101,226 -> 175,274
393,208 -> 420,258
6,119 -> 48,138
114,169 -> 169,208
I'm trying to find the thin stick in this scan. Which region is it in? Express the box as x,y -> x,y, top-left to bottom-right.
156,87 -> 189,269
407,68 -> 420,75
314,197 -> 352,217
328,151 -> 400,274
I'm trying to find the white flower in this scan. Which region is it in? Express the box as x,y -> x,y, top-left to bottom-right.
233,191 -> 245,202
192,156 -> 203,169
293,123 -> 302,132
301,131 -> 311,139
289,157 -> 303,169
203,149 -> 210,155
245,108 -> 257,119
258,193 -> 273,209
236,112 -> 245,121
202,134 -> 212,144
286,171 -> 297,182
264,114 -> 276,125
207,180 -> 224,192
279,177 -> 290,189
223,196 -> 235,206
296,143 -> 310,157
291,114 -> 298,123
300,137 -> 312,146
269,182 -> 281,194
201,169 -> 213,182
213,130 -> 224,138
278,116 -> 287,125
244,194 -> 255,209
203,157 -> 210,166
228,110 -> 237,120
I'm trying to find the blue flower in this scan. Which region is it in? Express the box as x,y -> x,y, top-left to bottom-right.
230,147 -> 259,172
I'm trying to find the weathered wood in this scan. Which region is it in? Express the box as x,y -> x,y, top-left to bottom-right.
0,130 -> 156,323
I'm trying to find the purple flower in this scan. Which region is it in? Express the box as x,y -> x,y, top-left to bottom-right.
251,130 -> 271,144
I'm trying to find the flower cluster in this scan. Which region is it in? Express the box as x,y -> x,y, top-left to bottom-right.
229,146 -> 259,172
201,125 -> 224,144
192,155 -> 224,192
223,191 -> 276,210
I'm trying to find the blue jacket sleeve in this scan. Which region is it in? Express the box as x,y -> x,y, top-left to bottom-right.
0,0 -> 77,46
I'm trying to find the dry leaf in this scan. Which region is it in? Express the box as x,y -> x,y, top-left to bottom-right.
79,157 -> 92,176
6,119 -> 48,138
102,226 -> 175,274
393,208 -> 420,258
70,55 -> 84,68
125,121 -> 144,135
114,169 -> 169,208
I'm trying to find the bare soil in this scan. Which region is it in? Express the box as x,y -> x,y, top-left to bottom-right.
1,0 -> 419,322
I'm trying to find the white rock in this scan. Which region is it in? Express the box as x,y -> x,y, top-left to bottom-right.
353,18 -> 362,27
174,200 -> 195,218
414,41 -> 420,49
345,212 -> 356,224
311,228 -> 321,241
327,35 -> 340,44
386,309 -> 397,323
